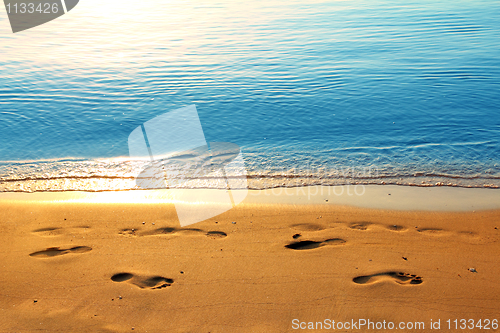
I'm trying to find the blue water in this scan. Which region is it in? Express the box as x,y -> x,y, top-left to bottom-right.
0,0 -> 499,191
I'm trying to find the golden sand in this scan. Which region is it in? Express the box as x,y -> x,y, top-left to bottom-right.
0,188 -> 499,332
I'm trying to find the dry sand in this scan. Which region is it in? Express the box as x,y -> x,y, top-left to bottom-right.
0,187 -> 499,332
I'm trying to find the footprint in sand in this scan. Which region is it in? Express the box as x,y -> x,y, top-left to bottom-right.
416,228 -> 450,236
119,227 -> 227,239
206,231 -> 228,239
344,223 -> 479,243
290,223 -> 328,231
29,246 -> 92,258
348,222 -> 373,230
385,224 -> 407,232
343,221 -> 408,232
285,238 -> 346,250
353,272 -> 423,285
111,273 -> 174,290
32,226 -> 90,237
457,230 -> 484,244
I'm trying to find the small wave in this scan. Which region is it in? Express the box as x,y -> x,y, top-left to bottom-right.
0,153 -> 499,193
1,172 -> 498,193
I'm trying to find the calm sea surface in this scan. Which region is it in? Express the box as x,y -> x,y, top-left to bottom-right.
0,0 -> 499,191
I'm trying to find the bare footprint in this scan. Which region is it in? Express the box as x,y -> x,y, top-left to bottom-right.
176,228 -> 206,236
348,222 -> 372,230
118,228 -> 139,237
32,226 -> 90,237
416,228 -> 450,236
120,227 -> 227,239
285,238 -> 346,250
344,222 -> 407,232
290,223 -> 327,231
111,272 -> 174,290
137,227 -> 176,236
457,231 -> 484,244
386,224 -> 408,232
29,246 -> 92,258
206,231 -> 228,239
353,272 -> 423,285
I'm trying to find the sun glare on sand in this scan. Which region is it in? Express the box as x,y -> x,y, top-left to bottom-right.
0,189 -> 239,205
64,190 -> 179,204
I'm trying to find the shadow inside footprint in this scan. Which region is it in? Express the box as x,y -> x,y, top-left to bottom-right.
349,222 -> 372,230
122,227 -> 227,239
111,273 -> 134,282
176,228 -> 205,235
285,238 -> 346,250
206,231 -> 227,238
386,224 -> 407,232
138,276 -> 174,289
29,246 -> 92,258
32,226 -> 90,237
111,272 -> 174,290
416,228 -> 448,236
139,227 -> 176,236
353,272 -> 423,285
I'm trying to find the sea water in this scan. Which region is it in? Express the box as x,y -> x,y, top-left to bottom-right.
0,0 -> 499,192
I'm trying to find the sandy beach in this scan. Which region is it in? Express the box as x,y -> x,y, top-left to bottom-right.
0,186 -> 499,332
2,0 -> 499,331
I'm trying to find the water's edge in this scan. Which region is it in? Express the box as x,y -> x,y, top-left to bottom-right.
0,156 -> 498,193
